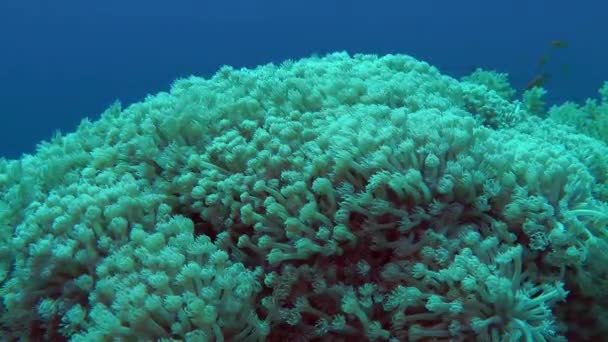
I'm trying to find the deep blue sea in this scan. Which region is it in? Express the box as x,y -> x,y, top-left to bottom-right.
0,0 -> 605,158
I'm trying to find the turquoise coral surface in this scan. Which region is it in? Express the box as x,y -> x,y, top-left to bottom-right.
1,52 -> 607,341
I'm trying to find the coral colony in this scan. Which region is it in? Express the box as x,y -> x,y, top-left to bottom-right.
1,53 -> 608,341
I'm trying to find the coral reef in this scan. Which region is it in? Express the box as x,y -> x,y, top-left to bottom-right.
1,52 -> 607,341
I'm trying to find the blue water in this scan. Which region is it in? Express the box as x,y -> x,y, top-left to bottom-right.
0,0 -> 605,159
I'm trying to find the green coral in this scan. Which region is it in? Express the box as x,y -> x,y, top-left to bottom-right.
0,52 -> 606,341
461,68 -> 516,100
549,81 -> 608,144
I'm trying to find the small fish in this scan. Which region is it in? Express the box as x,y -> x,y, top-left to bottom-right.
526,73 -> 551,89
538,55 -> 550,68
550,40 -> 569,49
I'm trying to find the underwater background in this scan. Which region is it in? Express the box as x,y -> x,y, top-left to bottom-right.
1,1 -> 608,341
0,0 -> 606,159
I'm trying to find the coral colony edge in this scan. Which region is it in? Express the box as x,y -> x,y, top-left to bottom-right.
1,52 -> 608,341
